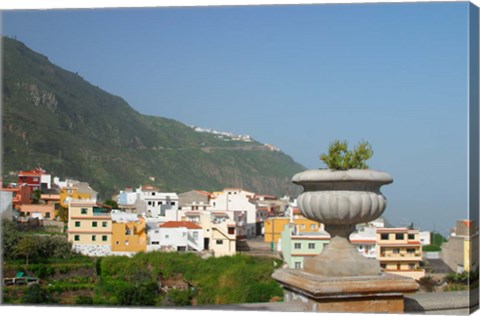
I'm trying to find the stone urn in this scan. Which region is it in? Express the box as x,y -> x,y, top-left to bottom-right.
292,168 -> 393,277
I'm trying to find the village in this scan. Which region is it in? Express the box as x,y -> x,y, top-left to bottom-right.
1,166 -> 477,288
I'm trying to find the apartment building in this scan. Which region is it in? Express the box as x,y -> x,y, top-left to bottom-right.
210,188 -> 257,238
67,201 -> 112,256
376,228 -> 425,280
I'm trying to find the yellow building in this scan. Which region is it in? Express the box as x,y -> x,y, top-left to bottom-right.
111,215 -> 147,253
376,228 -> 425,280
60,181 -> 97,208
67,201 -> 112,253
264,208 -> 323,244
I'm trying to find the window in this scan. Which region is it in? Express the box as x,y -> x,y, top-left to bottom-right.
393,248 -> 400,254
152,192 -> 156,196
294,243 -> 301,249
151,241 -> 159,245
407,248 -> 415,254
408,234 -> 415,240
92,235 -> 96,241
228,227 -> 235,235
216,240 -> 224,245
74,235 -> 80,241
81,208 -> 88,214
171,202 -> 176,206
408,263 -> 416,270
308,243 -> 315,249
92,222 -> 98,227
193,232 -> 199,240
102,236 -> 108,242
45,212 -> 50,219
301,224 -> 305,230
395,233 -> 405,240
102,222 -> 108,227
148,201 -> 152,206
165,234 -> 169,239
381,233 -> 389,240
75,221 -> 81,227
380,264 -> 387,269
310,224 -> 317,230
295,262 -> 301,269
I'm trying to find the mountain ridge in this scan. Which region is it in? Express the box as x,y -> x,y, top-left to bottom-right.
2,37 -> 305,199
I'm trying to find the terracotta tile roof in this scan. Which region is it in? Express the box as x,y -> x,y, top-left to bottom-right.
160,221 -> 202,230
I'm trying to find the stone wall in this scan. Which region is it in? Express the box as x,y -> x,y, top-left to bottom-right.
73,244 -> 112,257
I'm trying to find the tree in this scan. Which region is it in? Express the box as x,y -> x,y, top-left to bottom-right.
116,281 -> 158,306
16,236 -> 39,265
2,219 -> 19,260
57,206 -> 69,223
31,189 -> 42,204
103,199 -> 118,209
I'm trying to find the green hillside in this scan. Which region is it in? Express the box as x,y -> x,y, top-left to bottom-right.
2,37 -> 305,199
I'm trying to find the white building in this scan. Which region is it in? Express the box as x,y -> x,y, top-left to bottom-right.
182,210 -> 237,257
117,186 -> 179,221
155,221 -> 204,252
210,188 -> 257,238
350,226 -> 378,259
419,231 -> 431,245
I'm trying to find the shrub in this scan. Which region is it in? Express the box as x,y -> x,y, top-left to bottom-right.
21,284 -> 55,304
320,140 -> 373,170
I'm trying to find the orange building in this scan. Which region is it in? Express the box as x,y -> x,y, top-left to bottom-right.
19,204 -> 55,220
264,208 -> 323,244
111,214 -> 147,253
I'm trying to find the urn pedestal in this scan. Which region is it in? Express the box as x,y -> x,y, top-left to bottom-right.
272,169 -> 419,313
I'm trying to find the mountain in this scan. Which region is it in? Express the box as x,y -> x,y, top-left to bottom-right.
2,37 -> 305,199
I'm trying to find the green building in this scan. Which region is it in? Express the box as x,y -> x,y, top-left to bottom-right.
280,223 -> 330,269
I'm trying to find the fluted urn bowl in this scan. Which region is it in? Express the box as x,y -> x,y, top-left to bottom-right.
293,169 -> 393,227
292,168 -> 393,277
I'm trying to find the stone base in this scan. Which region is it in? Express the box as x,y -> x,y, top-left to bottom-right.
272,269 -> 419,313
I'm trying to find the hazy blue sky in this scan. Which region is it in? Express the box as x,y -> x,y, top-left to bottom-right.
1,2 -> 471,235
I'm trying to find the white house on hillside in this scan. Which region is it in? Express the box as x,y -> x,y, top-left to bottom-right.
210,188 -> 257,238
149,221 -> 204,252
117,186 -> 179,221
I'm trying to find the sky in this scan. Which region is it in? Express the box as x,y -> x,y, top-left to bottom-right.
0,1 -> 474,235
